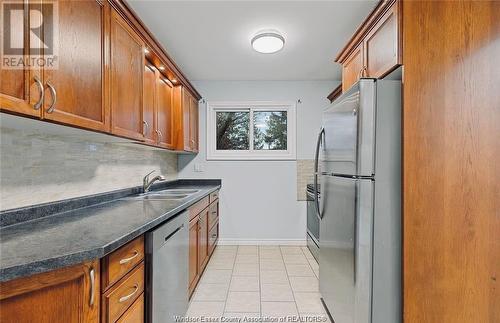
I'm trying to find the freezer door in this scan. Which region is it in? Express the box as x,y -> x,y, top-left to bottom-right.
322,79 -> 376,176
319,175 -> 374,323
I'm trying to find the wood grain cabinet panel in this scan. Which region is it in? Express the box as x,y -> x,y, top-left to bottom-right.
342,43 -> 364,92
156,76 -> 174,149
189,95 -> 199,152
208,200 -> 219,230
0,260 -> 100,323
42,0 -> 108,131
1,1 -> 46,118
142,65 -> 156,143
102,236 -> 144,290
208,221 -> 219,256
336,0 -> 401,91
188,216 -> 199,297
174,86 -> 199,152
110,9 -> 145,141
116,293 -> 144,323
102,262 -> 144,323
364,1 -> 400,79
198,209 -> 209,273
403,1 -> 500,322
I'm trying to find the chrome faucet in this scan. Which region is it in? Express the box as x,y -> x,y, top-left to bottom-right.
143,170 -> 166,193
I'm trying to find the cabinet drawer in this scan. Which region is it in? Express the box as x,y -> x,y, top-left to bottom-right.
102,262 -> 144,323
103,236 -> 144,290
208,201 -> 219,230
189,196 -> 209,221
116,292 -> 144,323
209,190 -> 219,203
208,221 -> 219,255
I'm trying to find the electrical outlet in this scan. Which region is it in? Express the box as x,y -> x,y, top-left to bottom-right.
194,163 -> 204,172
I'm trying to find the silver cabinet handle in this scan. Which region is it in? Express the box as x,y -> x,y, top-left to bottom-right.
142,120 -> 149,136
119,250 -> 139,265
211,233 -> 217,238
33,76 -> 44,110
358,66 -> 367,78
89,267 -> 95,307
119,284 -> 139,303
46,81 -> 57,113
156,130 -> 162,144
314,127 -> 325,219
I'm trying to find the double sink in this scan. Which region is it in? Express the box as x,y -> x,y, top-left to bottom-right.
123,189 -> 201,201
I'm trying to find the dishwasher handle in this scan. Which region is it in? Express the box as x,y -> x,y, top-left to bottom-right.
164,224 -> 184,242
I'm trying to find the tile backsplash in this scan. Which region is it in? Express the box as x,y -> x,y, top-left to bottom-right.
297,159 -> 314,201
0,126 -> 177,210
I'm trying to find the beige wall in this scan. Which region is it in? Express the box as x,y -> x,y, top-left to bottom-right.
0,126 -> 177,211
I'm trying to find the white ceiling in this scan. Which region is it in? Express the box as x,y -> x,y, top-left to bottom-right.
127,0 -> 378,81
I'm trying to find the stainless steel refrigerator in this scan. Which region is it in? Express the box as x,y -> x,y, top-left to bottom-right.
314,79 -> 402,323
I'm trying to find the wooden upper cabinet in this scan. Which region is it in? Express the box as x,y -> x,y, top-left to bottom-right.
189,95 -> 199,152
0,260 -> 100,323
142,64 -> 156,143
110,9 -> 145,141
42,0 -> 108,131
336,0 -> 401,92
0,0 -> 45,118
156,76 -> 174,149
174,86 -> 199,152
363,1 -> 400,78
342,43 -> 364,92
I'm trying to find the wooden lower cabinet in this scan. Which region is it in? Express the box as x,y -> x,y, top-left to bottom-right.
208,221 -> 219,256
101,236 -> 145,323
116,293 -> 144,323
101,262 -> 144,323
198,209 -> 209,272
188,192 -> 220,298
0,260 -> 100,323
188,215 -> 200,296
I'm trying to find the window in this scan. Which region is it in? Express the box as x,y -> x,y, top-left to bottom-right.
207,101 -> 296,160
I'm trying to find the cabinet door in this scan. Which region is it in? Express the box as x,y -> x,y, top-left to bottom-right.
110,9 -> 145,140
342,43 -> 364,92
0,0 -> 43,117
42,0 -> 108,131
156,76 -> 174,149
198,210 -> 209,272
116,293 -> 144,323
143,64 -> 156,143
182,89 -> 191,151
208,221 -> 219,256
189,95 -> 199,152
364,2 -> 400,78
0,260 -> 100,323
188,217 -> 199,297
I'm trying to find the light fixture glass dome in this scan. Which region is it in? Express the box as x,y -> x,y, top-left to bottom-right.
251,30 -> 285,54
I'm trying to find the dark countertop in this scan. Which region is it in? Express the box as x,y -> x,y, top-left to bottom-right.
0,180 -> 221,282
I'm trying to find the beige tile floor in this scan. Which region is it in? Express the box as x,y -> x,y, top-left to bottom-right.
186,245 -> 331,322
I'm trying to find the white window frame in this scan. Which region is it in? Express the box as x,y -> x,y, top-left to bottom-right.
206,101 -> 296,160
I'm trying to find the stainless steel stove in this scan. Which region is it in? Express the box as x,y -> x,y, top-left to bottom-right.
306,184 -> 320,261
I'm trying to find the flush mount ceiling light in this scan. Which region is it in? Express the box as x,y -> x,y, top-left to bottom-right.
251,30 -> 285,54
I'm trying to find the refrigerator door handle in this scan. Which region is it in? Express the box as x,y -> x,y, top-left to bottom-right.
314,127 -> 325,219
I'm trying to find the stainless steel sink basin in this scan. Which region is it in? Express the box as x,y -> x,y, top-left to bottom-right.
122,189 -> 199,201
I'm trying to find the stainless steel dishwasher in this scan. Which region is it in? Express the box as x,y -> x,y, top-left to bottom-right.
146,211 -> 189,323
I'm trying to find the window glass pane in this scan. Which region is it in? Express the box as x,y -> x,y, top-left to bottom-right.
216,111 -> 250,150
253,111 -> 287,150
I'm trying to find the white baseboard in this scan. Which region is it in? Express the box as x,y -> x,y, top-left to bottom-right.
218,238 -> 306,246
